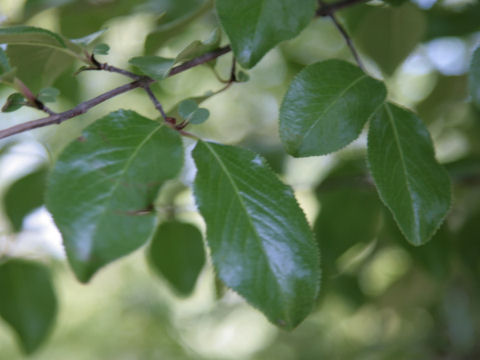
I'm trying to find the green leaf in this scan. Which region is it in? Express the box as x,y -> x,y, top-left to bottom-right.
178,99 -> 198,118
46,110 -> 184,282
0,48 -> 15,84
367,103 -> 451,245
128,56 -> 175,80
147,221 -> 205,296
189,108 -> 209,125
279,60 -> 387,157
469,47 -> 480,109
0,26 -> 84,91
37,87 -> 60,103
2,93 -> 27,113
236,70 -> 249,83
352,3 -> 425,75
314,158 -> 382,281
4,167 -> 47,232
192,141 -> 320,329
0,26 -> 82,58
0,259 -> 57,354
22,0 -> 75,21
216,0 -> 317,68
71,29 -> 108,47
175,28 -> 221,63
92,43 -> 110,55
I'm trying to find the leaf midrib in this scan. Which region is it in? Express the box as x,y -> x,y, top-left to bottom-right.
202,141 -> 289,320
384,103 -> 419,241
92,124 -> 165,246
300,74 -> 368,146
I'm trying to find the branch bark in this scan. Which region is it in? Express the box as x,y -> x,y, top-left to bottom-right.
0,45 -> 231,140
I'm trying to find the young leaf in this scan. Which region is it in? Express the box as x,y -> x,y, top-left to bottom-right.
147,221 -> 205,296
469,47 -> 480,109
192,141 -> 320,329
37,87 -> 60,103
71,29 -> 108,46
279,60 -> 387,157
178,99 -> 198,119
189,108 -> 209,125
0,259 -> 57,354
4,166 -> 47,232
216,0 -> 317,68
46,110 -> 184,282
129,56 -> 175,80
367,103 -> 451,245
92,43 -> 110,55
2,93 -> 27,113
175,28 -> 221,63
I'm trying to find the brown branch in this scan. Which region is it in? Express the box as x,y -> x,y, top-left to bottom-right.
143,86 -> 168,120
0,45 -> 231,140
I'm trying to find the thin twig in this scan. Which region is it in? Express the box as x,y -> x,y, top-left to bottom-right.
0,46 -> 232,140
319,0 -> 365,71
316,0 -> 368,16
143,86 -> 168,120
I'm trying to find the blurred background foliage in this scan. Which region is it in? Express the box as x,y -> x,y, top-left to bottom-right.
0,0 -> 479,358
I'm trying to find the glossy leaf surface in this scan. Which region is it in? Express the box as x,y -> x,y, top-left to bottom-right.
192,141 -> 320,329
4,167 -> 48,232
469,47 -> 480,109
0,259 -> 57,354
367,103 -> 451,245
280,60 -> 386,157
129,56 -> 175,80
2,93 -> 27,113
46,110 -> 184,282
216,0 -> 316,68
175,29 -> 221,63
147,221 -> 205,296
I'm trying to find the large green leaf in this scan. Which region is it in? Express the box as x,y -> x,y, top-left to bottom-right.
147,221 -> 205,296
4,167 -> 48,232
216,0 -> 316,68
352,3 -> 425,75
469,47 -> 480,109
367,103 -> 451,245
279,60 -> 387,157
0,259 -> 57,354
46,110 -> 184,282
192,141 -> 320,329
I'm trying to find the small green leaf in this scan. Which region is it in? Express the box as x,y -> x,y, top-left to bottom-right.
71,29 -> 108,46
178,99 -> 198,119
129,56 -> 175,80
4,167 -> 47,231
0,259 -> 57,354
469,47 -> 480,109
92,43 -> 110,55
216,0 -> 317,68
236,70 -> 249,82
367,103 -> 451,245
192,141 -> 320,329
279,60 -> 387,157
37,87 -> 60,103
175,28 -> 221,63
2,93 -> 27,113
147,221 -> 205,296
189,108 -> 209,125
46,110 -> 184,282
